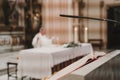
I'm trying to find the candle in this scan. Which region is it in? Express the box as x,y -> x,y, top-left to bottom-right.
84,27 -> 88,43
74,27 -> 78,43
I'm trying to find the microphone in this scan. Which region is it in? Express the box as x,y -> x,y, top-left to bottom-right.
60,14 -> 120,24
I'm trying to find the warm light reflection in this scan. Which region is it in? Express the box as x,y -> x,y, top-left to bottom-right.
84,27 -> 88,43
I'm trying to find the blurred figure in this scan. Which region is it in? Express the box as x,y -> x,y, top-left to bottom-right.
2,0 -> 18,25
32,27 -> 52,48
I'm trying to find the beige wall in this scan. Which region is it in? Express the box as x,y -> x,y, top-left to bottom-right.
42,0 -> 74,44
42,0 -> 120,48
81,0 -> 120,48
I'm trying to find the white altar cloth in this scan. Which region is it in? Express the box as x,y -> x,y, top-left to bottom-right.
18,43 -> 93,79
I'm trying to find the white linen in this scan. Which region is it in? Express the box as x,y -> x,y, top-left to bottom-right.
18,43 -> 93,79
70,43 -> 93,59
32,33 -> 52,48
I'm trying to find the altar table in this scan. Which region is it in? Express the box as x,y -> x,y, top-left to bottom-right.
18,43 -> 93,79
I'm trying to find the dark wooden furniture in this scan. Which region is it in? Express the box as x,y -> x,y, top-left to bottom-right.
7,62 -> 18,80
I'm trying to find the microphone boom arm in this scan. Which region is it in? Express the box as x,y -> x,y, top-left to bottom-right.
60,14 -> 120,24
